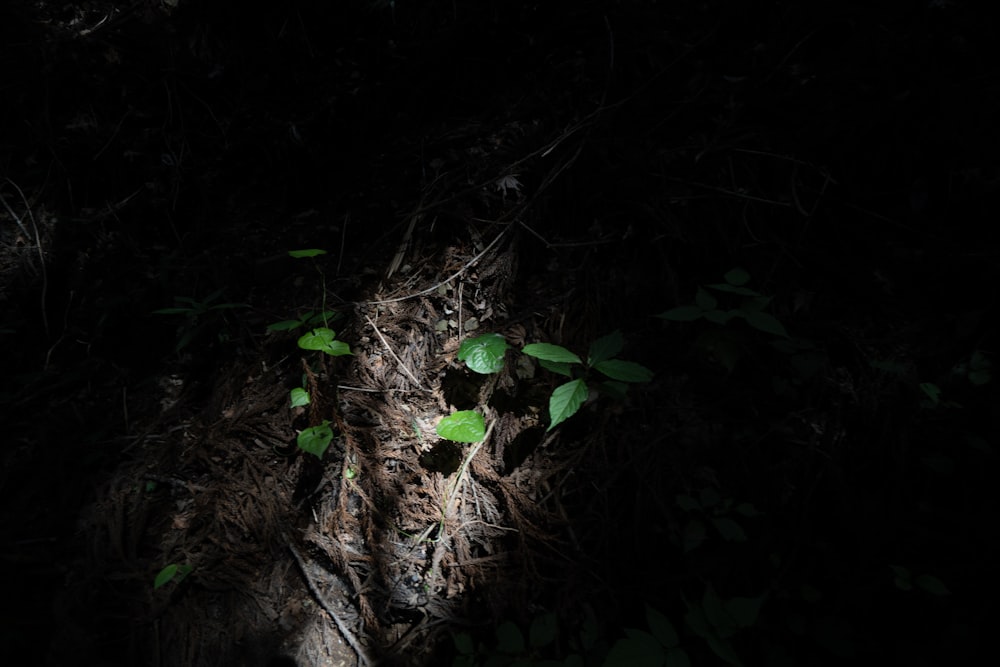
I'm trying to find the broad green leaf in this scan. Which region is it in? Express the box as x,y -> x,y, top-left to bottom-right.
594,359 -> 654,383
588,330 -> 624,366
268,319 -> 305,332
523,343 -> 583,365
458,333 -> 509,374
603,631 -> 664,667
735,502 -> 759,517
739,295 -> 772,312
495,621 -> 525,654
675,494 -> 701,512
539,359 -> 574,377
436,411 -> 485,443
530,612 -> 559,648
548,379 -> 588,430
288,248 -> 327,258
298,421 -> 334,457
657,305 -> 704,321
725,595 -> 764,628
305,310 -> 340,326
297,328 -> 352,356
290,387 -> 310,407
695,287 -> 718,310
744,310 -> 788,337
915,574 -> 951,596
724,267 -> 751,286
645,605 -> 679,648
712,517 -> 747,542
683,604 -> 710,639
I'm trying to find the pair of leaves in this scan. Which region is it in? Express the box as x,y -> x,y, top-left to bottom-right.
268,310 -> 339,333
297,327 -> 352,356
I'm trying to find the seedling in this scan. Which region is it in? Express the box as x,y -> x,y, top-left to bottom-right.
152,288 -> 248,352
271,250 -> 352,458
521,330 -> 654,430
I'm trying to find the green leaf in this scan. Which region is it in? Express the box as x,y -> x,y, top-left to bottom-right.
695,287 -> 718,310
523,343 -> 583,365
588,330 -> 624,366
676,494 -> 701,512
290,387 -> 310,407
288,248 -> 327,258
593,359 -> 654,383
657,305 -> 704,322
645,605 -> 679,648
496,621 -> 525,654
436,411 -> 486,443
297,328 -> 352,356
603,631 -> 664,667
530,612 -> 559,648
154,564 -> 179,589
915,574 -> 951,596
298,421 -> 334,457
740,295 -> 772,312
725,596 -> 764,628
458,333 -> 509,374
548,379 -> 588,430
712,517 -> 747,542
153,563 -> 192,589
743,310 -> 788,337
724,267 -> 751,286
539,359 -> 574,377
268,319 -> 306,332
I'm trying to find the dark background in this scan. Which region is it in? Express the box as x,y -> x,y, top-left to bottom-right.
2,0 -> 997,665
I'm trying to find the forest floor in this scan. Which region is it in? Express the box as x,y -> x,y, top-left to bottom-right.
1,1 -> 997,666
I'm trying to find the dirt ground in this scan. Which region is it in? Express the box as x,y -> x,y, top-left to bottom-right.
2,2 -> 998,666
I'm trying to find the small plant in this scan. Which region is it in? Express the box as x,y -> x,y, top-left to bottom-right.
456,330 -> 653,431
658,267 -> 787,372
152,288 -> 248,353
153,563 -> 192,589
521,330 -> 653,430
890,565 -> 950,596
274,249 -> 353,458
674,487 -> 759,552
